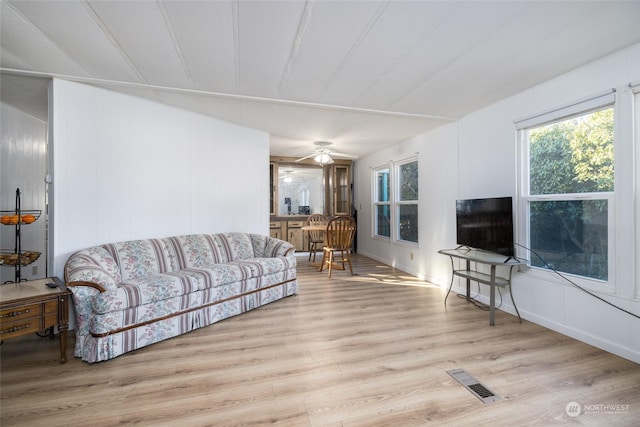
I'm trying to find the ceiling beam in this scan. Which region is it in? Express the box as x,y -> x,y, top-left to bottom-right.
0,67 -> 456,122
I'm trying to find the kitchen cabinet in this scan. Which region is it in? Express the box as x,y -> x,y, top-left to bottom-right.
270,221 -> 283,240
332,164 -> 351,216
285,220 -> 308,252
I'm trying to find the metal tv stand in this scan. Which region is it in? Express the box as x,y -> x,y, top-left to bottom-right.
438,248 -> 525,326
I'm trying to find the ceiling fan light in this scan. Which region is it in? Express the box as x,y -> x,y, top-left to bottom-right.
315,153 -> 334,165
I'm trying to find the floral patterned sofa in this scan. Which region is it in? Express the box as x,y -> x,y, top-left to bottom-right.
64,232 -> 297,363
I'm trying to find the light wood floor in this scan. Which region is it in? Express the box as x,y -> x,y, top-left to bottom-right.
1,254 -> 638,426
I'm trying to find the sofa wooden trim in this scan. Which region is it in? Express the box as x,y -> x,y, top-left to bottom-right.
67,281 -> 107,293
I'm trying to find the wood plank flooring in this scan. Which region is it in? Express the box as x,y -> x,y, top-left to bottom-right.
2,254 -> 639,426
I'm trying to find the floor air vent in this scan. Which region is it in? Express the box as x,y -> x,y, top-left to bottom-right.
447,368 -> 502,404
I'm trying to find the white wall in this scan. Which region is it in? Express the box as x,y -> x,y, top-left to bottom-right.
355,43 -> 640,363
0,103 -> 48,283
50,79 -> 269,278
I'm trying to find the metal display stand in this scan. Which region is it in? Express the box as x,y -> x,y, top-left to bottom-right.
439,248 -> 525,326
0,188 -> 41,283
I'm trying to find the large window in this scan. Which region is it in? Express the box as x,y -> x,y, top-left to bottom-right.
517,92 -> 615,282
372,158 -> 418,243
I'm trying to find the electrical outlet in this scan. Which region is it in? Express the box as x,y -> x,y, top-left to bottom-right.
32,265 -> 38,275
410,252 -> 414,261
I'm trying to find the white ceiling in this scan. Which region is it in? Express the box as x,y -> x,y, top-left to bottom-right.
2,0 -> 640,160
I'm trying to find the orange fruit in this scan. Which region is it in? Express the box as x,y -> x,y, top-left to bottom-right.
7,215 -> 19,225
0,215 -> 11,225
21,214 -> 36,224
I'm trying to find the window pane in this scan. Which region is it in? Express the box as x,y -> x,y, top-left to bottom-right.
529,108 -> 614,195
376,169 -> 390,202
398,204 -> 418,243
375,205 -> 390,238
399,161 -> 418,201
529,200 -> 608,280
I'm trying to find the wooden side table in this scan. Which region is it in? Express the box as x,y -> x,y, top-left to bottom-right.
0,277 -> 71,363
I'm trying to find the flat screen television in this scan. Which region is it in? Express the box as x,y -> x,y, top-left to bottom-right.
456,196 -> 514,257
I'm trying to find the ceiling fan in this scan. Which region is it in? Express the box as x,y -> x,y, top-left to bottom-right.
295,141 -> 358,165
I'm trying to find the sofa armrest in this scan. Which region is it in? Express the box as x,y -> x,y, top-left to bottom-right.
268,237 -> 295,257
66,282 -> 104,340
64,246 -> 121,291
250,234 -> 295,258
282,245 -> 295,256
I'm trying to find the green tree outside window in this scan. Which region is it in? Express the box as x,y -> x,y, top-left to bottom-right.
527,108 -> 613,281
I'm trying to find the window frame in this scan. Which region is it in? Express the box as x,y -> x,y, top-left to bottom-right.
516,91 -> 618,292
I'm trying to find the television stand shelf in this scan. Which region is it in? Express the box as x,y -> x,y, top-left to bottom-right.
438,248 -> 525,326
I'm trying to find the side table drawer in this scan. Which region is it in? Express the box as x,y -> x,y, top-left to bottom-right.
1,316 -> 43,339
0,301 -> 57,340
1,302 -> 42,322
1,302 -> 42,339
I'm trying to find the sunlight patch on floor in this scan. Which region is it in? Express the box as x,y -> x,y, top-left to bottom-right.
347,268 -> 441,289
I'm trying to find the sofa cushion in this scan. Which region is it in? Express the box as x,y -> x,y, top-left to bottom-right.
93,264 -> 246,313
230,257 -> 297,279
108,239 -> 174,282
164,234 -> 221,268
164,232 -> 256,269
212,232 -> 255,261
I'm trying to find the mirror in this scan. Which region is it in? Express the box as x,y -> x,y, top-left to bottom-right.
278,165 -> 324,216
